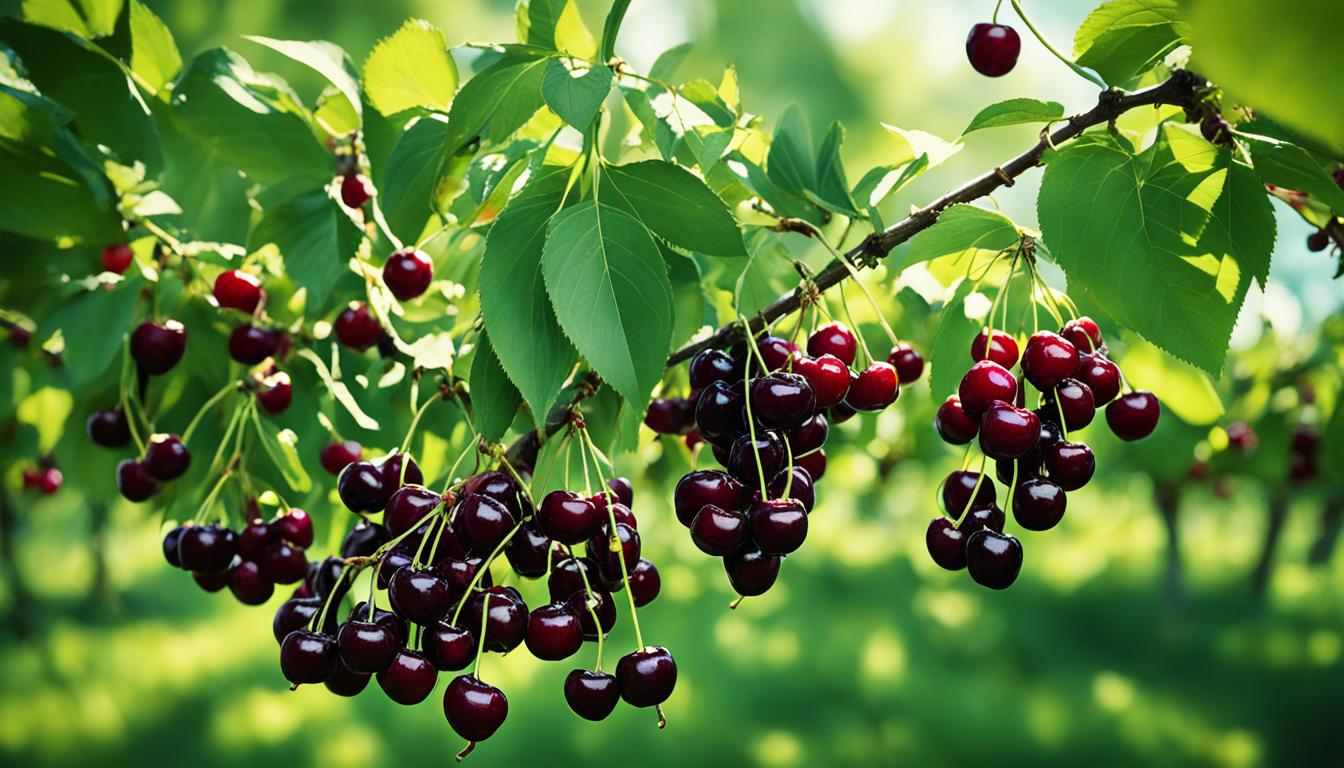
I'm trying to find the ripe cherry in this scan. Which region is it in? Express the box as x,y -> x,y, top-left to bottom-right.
438,556 -> 491,602
255,370 -> 292,414
769,464 -> 815,510
1045,378 -> 1095,430
965,23 -> 1021,77
130,320 -> 186,375
337,460 -> 387,513
565,669 -> 620,721
143,433 -> 191,481
423,622 -> 476,671
1307,230 -> 1330,252
960,502 -> 1006,537
695,380 -> 746,443
1021,331 -> 1080,390
887,343 -> 925,383
334,303 -> 381,351
589,523 -> 641,587
341,520 -> 389,558
260,541 -> 308,584
787,413 -> 829,456
749,498 -> 808,555
238,518 -> 273,562
607,476 -> 634,508
324,662 -> 371,697
1013,477 -> 1067,531
456,493 -> 517,553
926,518 -> 967,570
213,270 -> 263,314
689,349 -> 739,388
465,586 -> 529,652
971,330 -> 1020,369
942,470 -> 995,515
567,588 -> 617,639
229,324 -> 280,364
935,396 -> 980,444
793,354 -> 850,408
377,452 -> 424,489
383,248 -> 432,301
807,322 -> 857,366
384,485 -> 443,537
163,524 -> 189,568
958,360 -> 1017,419
280,629 -> 338,685
338,619 -> 400,674
378,648 -> 438,705
389,566 -> 451,624
1226,421 -> 1258,452
539,490 -> 603,545
629,558 -> 661,607
117,459 -> 160,502
547,556 -> 595,602
1061,316 -> 1103,353
1044,441 -> 1094,491
750,373 -> 817,429
724,547 -> 781,596
1106,391 -> 1161,440
274,596 -> 322,643
524,602 -> 584,661
1077,353 -> 1121,405
979,402 -> 1041,460
100,243 -> 134,274
726,431 -> 785,484
845,362 -> 899,411
616,646 -> 677,707
443,674 -> 508,743
86,407 -> 131,447
271,508 -> 312,549
690,504 -> 748,556
227,561 -> 273,605
193,571 -> 230,593
795,449 -> 826,481
505,521 -> 553,578
966,529 -> 1023,589
755,335 -> 798,371
340,173 -> 375,209
674,470 -> 746,526
644,397 -> 695,435
320,440 -> 362,475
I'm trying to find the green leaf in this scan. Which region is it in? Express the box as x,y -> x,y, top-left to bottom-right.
1322,397 -> 1344,483
362,19 -> 458,115
0,144 -> 121,243
468,332 -> 523,443
1072,0 -> 1187,86
904,204 -> 1019,270
1037,126 -> 1264,374
480,168 -> 578,426
1199,152 -> 1277,289
542,58 -> 612,130
1240,133 -> 1344,215
251,406 -> 312,493
127,1 -> 180,94
812,121 -> 860,216
602,160 -> 747,258
520,0 -> 597,58
47,280 -> 140,385
21,0 -> 121,38
599,0 -> 632,61
881,123 -> 962,169
295,347 -> 380,430
1112,339 -> 1223,426
542,200 -> 674,413
962,98 -> 1065,136
929,278 -> 980,401
249,189 -> 360,312
444,55 -> 548,152
155,103 -> 252,244
246,35 -> 362,125
679,79 -> 735,128
767,104 -> 816,194
648,43 -> 692,82
379,115 -> 451,245
726,231 -> 794,316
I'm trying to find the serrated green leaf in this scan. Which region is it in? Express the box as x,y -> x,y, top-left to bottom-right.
468,332 -> 523,443
444,55 -> 548,152
726,230 -> 794,316
767,104 -> 816,194
1073,0 -> 1187,86
1199,153 -> 1276,289
46,280 -> 140,385
1239,132 -> 1344,215
929,278 -> 980,400
542,58 -> 611,130
251,406 -> 312,493
663,243 -> 712,347
246,35 -> 362,126
249,189 -> 360,312
127,1 -> 180,94
904,204 -> 1018,270
362,19 -> 458,115
0,144 -> 121,243
379,115 -> 451,244
21,0 -> 120,38
542,200 -> 673,413
813,121 -> 860,216
480,167 -> 578,426
962,98 -> 1064,136
602,159 -> 746,259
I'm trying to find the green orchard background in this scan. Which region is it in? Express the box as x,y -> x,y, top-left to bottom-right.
2,1 -> 1343,767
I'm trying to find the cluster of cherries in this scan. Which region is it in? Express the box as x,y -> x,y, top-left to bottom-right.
647,321 -> 922,598
85,391 -> 195,504
20,461 -> 62,495
929,316 -> 1160,589
161,505 -> 315,605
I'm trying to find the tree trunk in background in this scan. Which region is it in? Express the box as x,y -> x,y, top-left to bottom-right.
0,491 -> 32,638
1154,484 -> 1184,607
86,500 -> 113,611
1250,492 -> 1290,602
1307,492 -> 1343,567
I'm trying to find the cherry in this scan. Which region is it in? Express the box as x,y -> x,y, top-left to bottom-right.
1292,424 -> 1320,457
279,629 -> 338,685
887,343 -> 925,383
86,407 -> 131,447
629,558 -> 661,607
462,469 -> 520,516
1044,441 -> 1094,491
1013,477 -> 1067,531
793,354 -> 850,408
25,466 -> 61,495
505,521 -> 553,578
755,335 -> 799,371
695,380 -> 746,443
769,465 -> 815,511
383,248 -> 432,301
787,413 -> 829,456
341,520 -> 389,558
750,497 -> 808,555
966,529 -> 1023,589
645,397 -> 695,435
1021,331 -> 1080,390
273,508 -> 313,548
960,503 -> 1006,537
130,320 -> 186,375
726,431 -> 785,484
926,518 -> 967,571
8,326 -> 29,347
320,440 -> 362,475
539,490 -> 602,545
334,303 -> 381,351
1077,353 -> 1121,405
143,433 -> 191,481
971,330 -> 1020,369
1106,391 -> 1160,441
437,555 -> 492,601
213,270 -> 263,314
310,557 -> 349,600
724,546 -> 781,596
568,588 -> 617,639
456,493 -> 517,553
340,173 -> 375,208
193,571 -> 230,593
690,504 -> 748,555
1307,230 -> 1330,252
423,622 -> 476,671
378,648 -> 438,705
942,470 -> 996,514
227,324 -> 278,365
674,470 -> 746,525
616,646 -> 677,707
178,524 -> 238,574
1044,378 -> 1095,430
689,349 -> 739,388
958,360 -> 1017,419
1061,316 -> 1103,354
935,396 -> 979,444
377,452 -> 424,489
965,22 -> 1021,77
750,373 -> 817,429
274,596 -> 322,643
524,602 -> 584,661
255,370 -> 292,414
337,619 -> 399,674
389,566 -> 451,624
238,518 -> 272,561
260,541 -> 309,584
1226,421 -> 1258,452
444,675 -> 508,743
100,243 -> 134,274
589,522 -> 641,586
807,322 -> 857,366
337,460 -> 387,513
547,555 -> 595,602
465,586 -> 529,652
845,362 -> 899,411
606,476 -> 634,508
565,669 -> 620,721
163,524 -> 188,568
324,662 -> 371,697
116,459 -> 160,502
384,485 -> 442,537
979,402 -> 1041,460
227,561 -> 273,605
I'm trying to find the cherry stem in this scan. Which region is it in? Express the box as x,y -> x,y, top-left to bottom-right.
207,401 -> 247,476
1005,457 -> 1020,512
119,347 -> 147,455
472,592 -> 491,678
311,563 -> 359,635
728,596 -> 745,610
992,0 -> 1005,23
397,390 -> 440,485
563,543 -> 606,671
956,455 -> 990,526
182,380 -> 239,445
782,436 -> 795,500
455,741 -> 476,762
737,318 -> 771,499
410,508 -> 448,568
439,439 -> 479,495
580,427 -> 645,651
817,231 -> 900,347
1008,0 -> 1108,88
1053,388 -> 1071,442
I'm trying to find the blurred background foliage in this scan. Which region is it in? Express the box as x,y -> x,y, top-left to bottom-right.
1,1 -> 1343,766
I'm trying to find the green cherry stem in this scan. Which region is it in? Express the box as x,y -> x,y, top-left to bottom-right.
956,455 -> 990,526
737,317 -> 770,499
471,592 -> 491,677
1008,0 -> 1108,89
182,380 -> 240,446
580,428 -> 645,651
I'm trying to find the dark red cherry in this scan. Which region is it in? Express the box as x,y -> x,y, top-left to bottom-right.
255,370 -> 292,414
383,248 -> 432,301
320,440 -> 362,475
504,521 -> 553,578
966,529 -> 1023,589
539,490 -> 602,545
384,485 -> 443,537
162,524 -> 189,568
616,646 -> 677,707
377,452 -> 424,489
769,465 -> 815,511
644,397 -> 695,435
690,504 -> 748,556
340,173 -> 375,208
377,648 -> 438,705
389,566 -> 451,624
1021,331 -> 1080,390
280,629 -> 338,685
749,498 -> 808,555
959,502 -> 1006,537
213,270 -> 263,314
341,520 -> 389,558
1013,477 -> 1067,531
567,588 -> 617,639
377,550 -> 414,589
845,362 -> 899,411
1077,353 -> 1121,405
607,476 -> 634,508
273,596 -> 322,643
756,335 -> 798,371
273,508 -> 313,548
786,413 -> 828,456
193,570 -> 230,593
689,349 -> 739,388
547,555 -> 595,602
1292,425 -> 1320,457
324,662 -> 371,697
524,602 -> 583,661
456,493 -> 517,554
966,23 -> 1021,77
334,303 -> 381,351
1226,421 -> 1258,452
1106,391 -> 1160,441
337,460 -> 386,513
436,555 -> 491,602
227,560 -> 273,605
1044,378 -> 1095,430
887,343 -> 925,383
239,518 -> 274,562
589,523 -> 641,587
727,431 -> 785,484
935,396 -> 979,445
565,669 -> 620,721
674,470 -> 746,526
228,324 -> 280,365
462,470 -> 521,517
629,558 -> 661,607
1061,316 -> 1103,354
807,322 -> 857,366
793,354 -> 850,408
100,243 -> 133,273
979,402 -> 1041,460
971,330 -> 1020,368
86,408 -> 131,447
338,620 -> 399,674
130,320 -> 186,375
724,547 -> 781,596
177,523 -> 238,574
795,449 -> 826,481
1044,441 -> 1094,491
695,380 -> 746,443
942,470 -> 995,515
143,433 -> 191,481
926,518 -> 966,571
465,586 -> 529,652
260,541 -> 308,585
958,360 -> 1017,419
749,373 -> 816,429
443,674 -> 508,743
423,622 -> 476,671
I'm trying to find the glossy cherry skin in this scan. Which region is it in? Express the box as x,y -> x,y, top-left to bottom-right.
424,622 -> 477,671
260,541 -> 309,584
887,343 -> 925,383
644,397 -> 695,435
456,493 -> 517,554
787,413 -> 829,456
695,380 -> 746,443
616,646 -> 677,707
383,248 -> 432,301
86,407 -> 131,447
608,476 -> 634,508
755,335 -> 799,371
547,556 -> 595,602
539,490 -> 602,545
465,587 -> 529,652
1022,331 -> 1080,390
100,243 -> 133,273
228,324 -> 280,365
1106,391 -> 1161,440
793,354 -> 850,408
935,396 -> 979,445
942,470 -> 996,515
926,518 -> 967,571
340,173 -> 375,208
377,452 -> 423,489
750,498 -> 808,555
1044,378 -> 1095,430
971,330 -> 1020,369
629,558 -> 661,607
389,566 -> 451,624
524,602 -> 584,661
384,485 -> 442,537
213,270 -> 263,314
193,571 -> 230,593
795,448 -> 826,481
966,23 -> 1021,77
1061,316 -> 1104,354
724,547 -> 781,596
255,370 -> 293,414
337,460 -> 386,513
273,508 -> 313,548
462,470 -> 521,517
966,529 -> 1023,589
116,459 -> 159,502
1077,353 -> 1121,405
750,373 -> 817,429
567,588 -> 617,639
769,465 -> 815,512
337,620 -> 399,674
505,521 -> 553,578
1013,477 -> 1067,531
280,630 -> 338,685
589,523 -> 641,588
565,669 -> 620,721
690,504 -> 748,556
674,470 -> 746,526
273,596 -> 322,643
341,520 -> 389,558
162,525 -> 188,568
143,433 -> 191,481
377,649 -> 438,705
320,440 -> 362,475
444,674 -> 508,742
959,360 -> 1017,419
334,303 -> 381,351
323,662 -> 371,697
177,524 -> 238,574
1045,441 -> 1094,491
726,431 -> 785,484
130,320 -> 186,375
689,348 -> 740,388
807,321 -> 857,366
846,362 -> 899,412
959,502 -> 1006,537
227,561 -> 273,605
979,402 -> 1041,460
